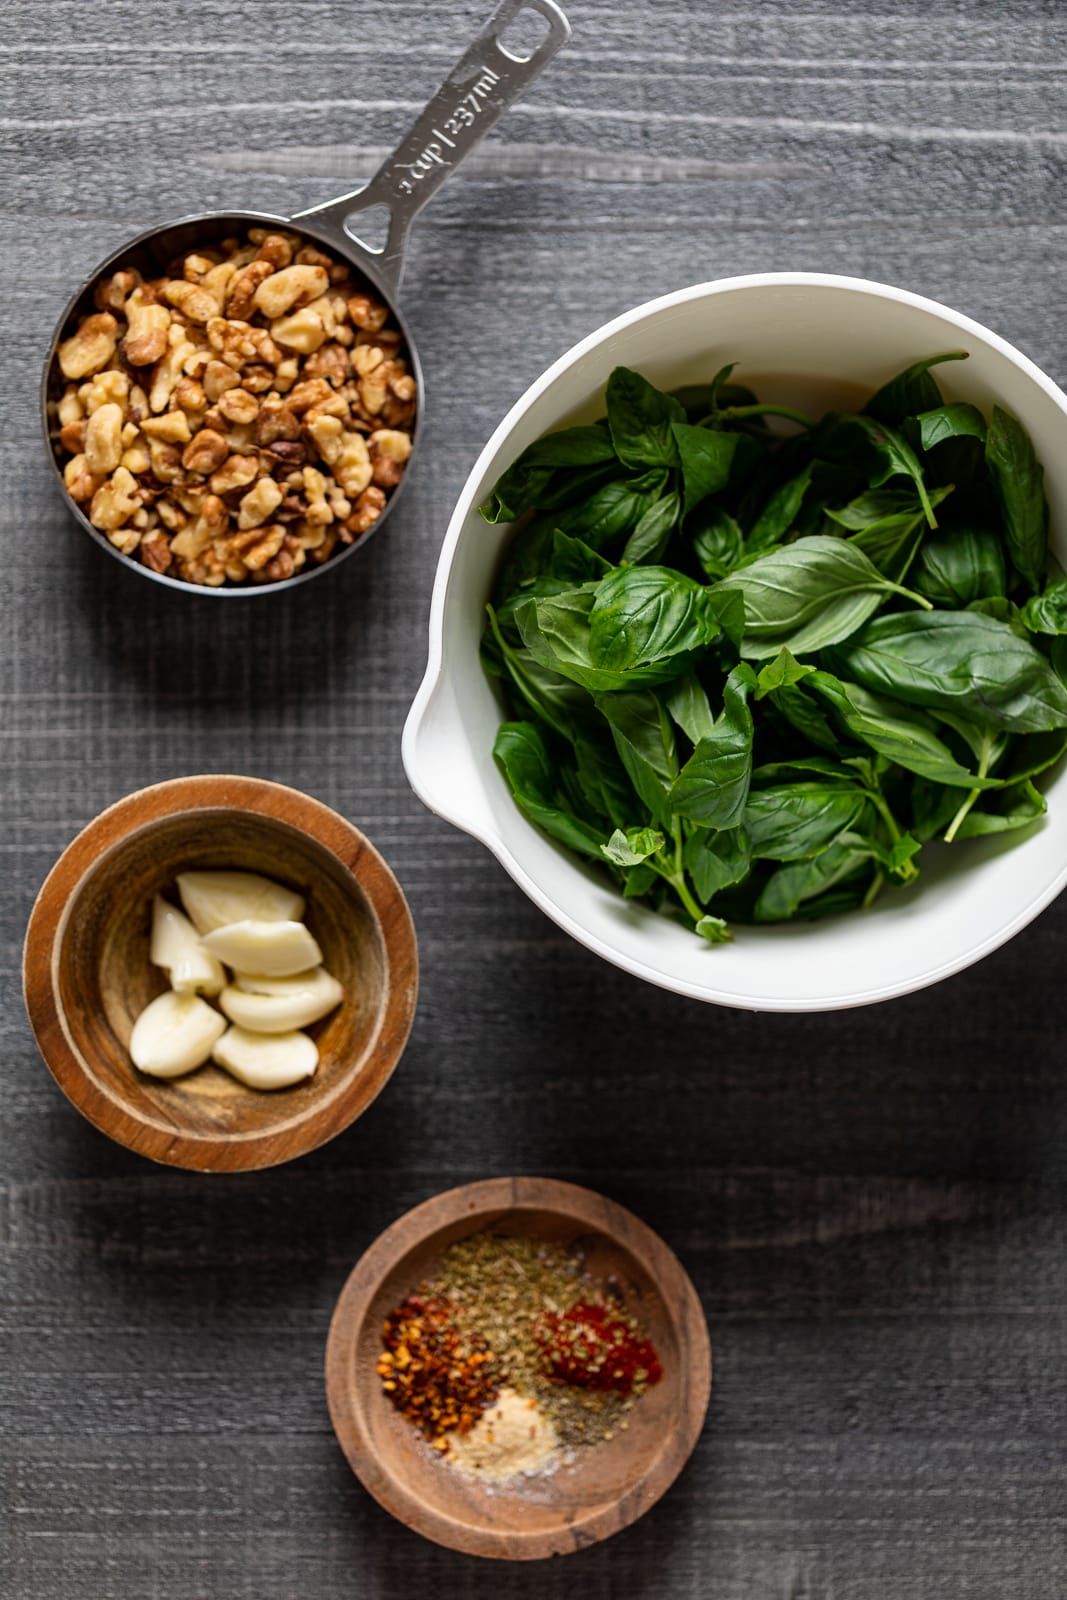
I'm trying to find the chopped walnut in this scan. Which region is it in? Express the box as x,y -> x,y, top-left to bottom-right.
141,411 -> 192,445
182,428 -> 230,476
140,530 -> 173,573
237,477 -> 284,530
90,466 -> 140,531
345,485 -> 387,538
209,453 -> 260,496
163,280 -> 218,324
58,419 -> 86,454
254,264 -> 329,319
53,228 -> 416,585
124,292 -> 171,366
347,292 -> 389,332
83,403 -> 125,475
64,453 -> 105,503
58,313 -> 118,380
226,260 -> 275,320
217,387 -> 260,426
255,232 -> 294,270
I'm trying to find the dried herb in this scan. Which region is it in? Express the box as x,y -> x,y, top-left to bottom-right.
377,1233 -> 664,1455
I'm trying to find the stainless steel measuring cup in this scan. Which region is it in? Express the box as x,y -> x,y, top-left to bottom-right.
42,0 -> 571,596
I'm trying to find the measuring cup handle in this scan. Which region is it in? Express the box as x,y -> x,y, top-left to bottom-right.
294,0 -> 571,299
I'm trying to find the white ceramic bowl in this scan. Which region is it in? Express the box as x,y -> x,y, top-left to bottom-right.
403,273 -> 1067,1011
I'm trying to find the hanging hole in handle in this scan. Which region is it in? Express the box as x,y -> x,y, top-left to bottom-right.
498,5 -> 552,62
345,203 -> 393,257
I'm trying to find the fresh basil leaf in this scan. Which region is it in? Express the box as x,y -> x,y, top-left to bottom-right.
752,756 -> 857,785
669,383 -> 719,419
549,530 -> 613,583
953,778 -> 1047,838
754,835 -> 876,922
825,487 -> 923,531
864,351 -> 968,424
805,670 -> 998,788
671,422 -> 738,515
825,610 -> 1067,732
820,413 -> 938,528
517,424 -> 617,469
670,664 -> 757,828
910,523 -> 1006,608
933,715 -> 1008,789
589,566 -> 721,671
574,732 -> 640,829
495,575 -> 575,642
684,825 -> 751,902
492,514 -> 557,603
1021,578 -> 1067,635
790,881 -> 875,920
517,589 -> 695,692
669,366 -> 753,420
707,586 -> 747,652
594,689 -> 679,830
480,427 -> 618,522
621,488 -> 682,564
917,402 -> 987,450
481,466 -> 553,524
696,914 -> 733,944
985,405 -> 1048,593
555,471 -> 667,550
713,535 -> 910,660
606,367 -> 685,470
910,777 -> 962,841
622,861 -> 658,898
690,504 -> 744,581
493,722 -> 606,859
966,595 -> 1029,640
484,604 -> 592,742
886,831 -> 922,875
601,825 -> 664,866
755,646 -> 815,699
535,461 -> 624,514
829,486 -> 952,576
663,671 -> 717,743
767,683 -> 840,750
847,513 -> 926,584
993,729 -> 1067,784
748,463 -> 814,551
743,781 -> 868,860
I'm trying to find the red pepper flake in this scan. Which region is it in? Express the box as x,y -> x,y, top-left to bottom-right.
534,1301 -> 663,1395
377,1294 -> 499,1447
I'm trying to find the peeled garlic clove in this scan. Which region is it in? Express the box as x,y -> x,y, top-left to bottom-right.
200,918 -> 322,976
235,967 -> 323,997
212,1025 -> 318,1090
150,895 -> 226,995
130,991 -> 227,1079
219,967 -> 343,1033
176,870 -> 305,935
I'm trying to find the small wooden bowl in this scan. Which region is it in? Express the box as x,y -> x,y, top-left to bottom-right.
23,775 -> 418,1171
325,1177 -> 711,1560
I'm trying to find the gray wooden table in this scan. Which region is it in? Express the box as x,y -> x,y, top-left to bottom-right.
3,2 -> 1066,1594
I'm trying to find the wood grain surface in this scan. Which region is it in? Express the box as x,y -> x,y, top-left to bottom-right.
2,0 -> 1067,1595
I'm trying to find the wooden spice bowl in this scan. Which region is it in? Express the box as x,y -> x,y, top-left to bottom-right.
23,775 -> 417,1171
325,1177 -> 711,1560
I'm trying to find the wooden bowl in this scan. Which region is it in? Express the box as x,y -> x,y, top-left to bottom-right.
325,1177 -> 711,1560
23,775 -> 418,1171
